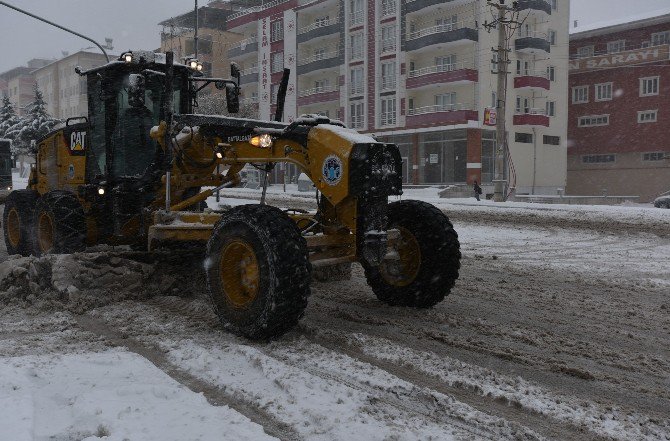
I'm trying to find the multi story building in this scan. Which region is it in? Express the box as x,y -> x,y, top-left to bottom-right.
225,0 -> 569,192
33,51 -> 110,119
568,11 -> 670,202
159,3 -> 255,80
0,59 -> 51,115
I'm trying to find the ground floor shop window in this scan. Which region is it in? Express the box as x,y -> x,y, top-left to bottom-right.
419,130 -> 467,184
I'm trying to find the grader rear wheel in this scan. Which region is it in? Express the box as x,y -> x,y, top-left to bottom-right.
363,200 -> 461,308
2,190 -> 39,256
206,204 -> 311,340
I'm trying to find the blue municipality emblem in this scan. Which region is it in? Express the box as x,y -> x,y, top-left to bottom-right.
322,155 -> 343,186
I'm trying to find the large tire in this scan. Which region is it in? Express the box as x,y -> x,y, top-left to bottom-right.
2,190 -> 39,256
363,200 -> 461,308
206,204 -> 311,339
34,191 -> 87,255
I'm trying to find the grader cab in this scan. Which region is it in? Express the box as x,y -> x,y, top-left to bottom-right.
2,51 -> 461,339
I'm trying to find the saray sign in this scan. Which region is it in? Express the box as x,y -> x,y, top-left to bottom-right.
569,45 -> 670,72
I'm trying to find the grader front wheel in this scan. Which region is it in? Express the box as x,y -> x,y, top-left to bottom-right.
206,204 -> 311,340
2,190 -> 39,256
363,200 -> 461,308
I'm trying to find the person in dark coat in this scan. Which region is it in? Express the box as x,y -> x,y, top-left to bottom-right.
473,180 -> 482,201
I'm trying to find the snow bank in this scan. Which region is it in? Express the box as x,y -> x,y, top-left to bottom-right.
0,349 -> 274,441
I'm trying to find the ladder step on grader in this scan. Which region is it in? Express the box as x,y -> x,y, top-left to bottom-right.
2,51 -> 461,339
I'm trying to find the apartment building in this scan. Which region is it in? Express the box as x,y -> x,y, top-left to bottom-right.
32,51 -> 110,120
568,11 -> 670,202
225,0 -> 569,193
159,3 -> 253,80
0,59 -> 51,116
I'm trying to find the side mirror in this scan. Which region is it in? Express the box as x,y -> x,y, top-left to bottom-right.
128,74 -> 146,107
231,62 -> 241,80
225,83 -> 239,114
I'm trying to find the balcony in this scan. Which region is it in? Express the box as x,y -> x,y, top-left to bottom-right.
349,115 -> 365,130
405,0 -> 471,15
297,50 -> 342,75
239,66 -> 258,85
406,21 -> 478,53
513,70 -> 550,90
297,17 -> 341,44
297,85 -> 339,106
349,10 -> 364,27
406,104 -> 478,127
227,0 -> 292,28
515,32 -> 550,54
516,0 -> 551,15
407,63 -> 477,89
228,36 -> 258,59
514,109 -> 550,127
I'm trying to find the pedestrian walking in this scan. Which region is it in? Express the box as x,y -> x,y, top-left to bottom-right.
473,180 -> 482,201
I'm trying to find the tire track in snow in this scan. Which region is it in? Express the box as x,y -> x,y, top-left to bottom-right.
73,314 -> 300,441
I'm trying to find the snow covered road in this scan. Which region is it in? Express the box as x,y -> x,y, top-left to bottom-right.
0,198 -> 669,440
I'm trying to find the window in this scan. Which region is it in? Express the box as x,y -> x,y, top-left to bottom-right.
543,135 -> 560,145
515,132 -> 533,143
271,52 -> 284,73
436,55 -> 457,72
546,101 -> 556,117
516,96 -> 530,113
380,97 -> 396,126
314,16 -> 330,27
314,79 -> 330,92
350,102 -> 364,128
271,20 -> 283,42
578,115 -> 610,127
638,110 -> 658,123
651,31 -> 670,46
381,0 -> 396,17
436,15 -> 458,32
350,0 -> 364,26
595,82 -> 612,101
271,84 -> 279,104
435,92 -> 456,110
350,67 -> 364,95
381,61 -> 396,90
350,33 -> 363,60
643,152 -> 665,161
640,77 -> 659,96
381,24 -> 396,52
572,86 -> 589,104
607,40 -> 625,53
548,29 -> 557,46
550,0 -> 557,10
408,97 -> 415,111
582,154 -> 615,164
577,46 -> 594,58
313,47 -> 326,60
546,66 -> 555,81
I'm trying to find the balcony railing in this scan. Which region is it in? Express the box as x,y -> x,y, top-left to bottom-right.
240,66 -> 259,76
381,0 -> 397,17
516,108 -> 546,116
408,103 -> 473,116
408,62 -> 475,78
298,16 -> 340,35
298,85 -> 339,98
517,30 -> 548,40
227,0 -> 291,22
230,35 -> 258,51
408,20 -> 475,40
349,115 -> 365,129
350,84 -> 364,95
298,49 -> 340,66
516,69 -> 548,78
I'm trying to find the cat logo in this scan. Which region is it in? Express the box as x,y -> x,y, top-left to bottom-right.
70,131 -> 86,153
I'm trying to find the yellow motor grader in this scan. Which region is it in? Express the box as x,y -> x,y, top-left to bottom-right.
2,51 -> 461,339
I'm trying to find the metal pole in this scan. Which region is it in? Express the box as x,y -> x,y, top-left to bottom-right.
0,1 -> 110,62
164,52 -> 175,211
194,0 -> 199,60
493,5 -> 508,202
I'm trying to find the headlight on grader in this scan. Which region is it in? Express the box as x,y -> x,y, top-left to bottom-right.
123,52 -> 133,63
97,187 -> 105,195
250,134 -> 273,149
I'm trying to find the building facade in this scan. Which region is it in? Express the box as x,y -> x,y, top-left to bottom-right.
0,59 -> 51,116
568,13 -> 670,202
33,51 -> 110,120
225,0 -> 569,192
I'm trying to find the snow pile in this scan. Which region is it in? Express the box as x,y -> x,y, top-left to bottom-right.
0,251 -> 200,312
0,349 -> 274,441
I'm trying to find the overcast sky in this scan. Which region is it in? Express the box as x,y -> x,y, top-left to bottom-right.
0,0 -> 669,73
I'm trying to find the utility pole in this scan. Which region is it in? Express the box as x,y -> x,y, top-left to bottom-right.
194,0 -> 199,60
484,1 -> 522,202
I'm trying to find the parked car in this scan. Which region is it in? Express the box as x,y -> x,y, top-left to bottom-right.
653,194 -> 670,209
